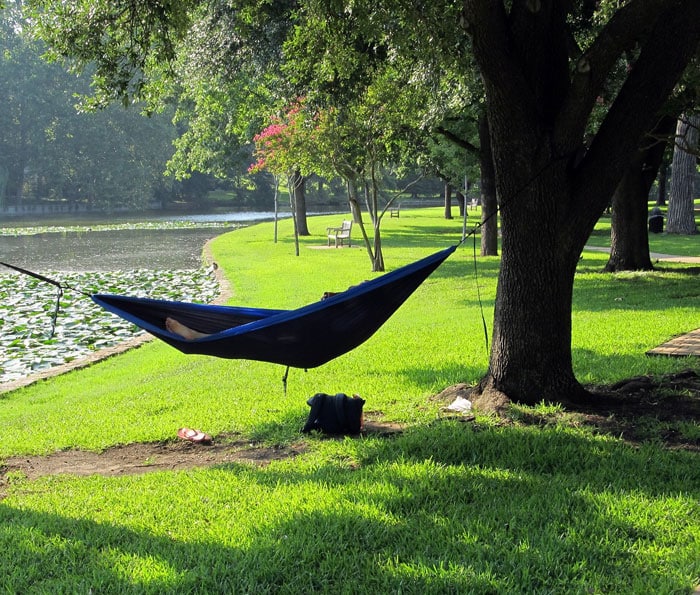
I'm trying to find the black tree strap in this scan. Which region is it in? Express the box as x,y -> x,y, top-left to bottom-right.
456,209 -> 496,356
0,261 -> 64,289
0,261 -> 89,337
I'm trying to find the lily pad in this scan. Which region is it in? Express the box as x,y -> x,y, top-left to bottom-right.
0,266 -> 220,385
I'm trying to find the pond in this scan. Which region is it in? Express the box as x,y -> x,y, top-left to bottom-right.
0,227 -> 235,271
0,212 -> 284,386
0,210 -> 289,271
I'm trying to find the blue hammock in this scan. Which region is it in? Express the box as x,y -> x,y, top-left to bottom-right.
92,246 -> 456,369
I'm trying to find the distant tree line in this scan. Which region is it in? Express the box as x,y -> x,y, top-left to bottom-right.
0,3 -> 176,212
0,3 -> 449,216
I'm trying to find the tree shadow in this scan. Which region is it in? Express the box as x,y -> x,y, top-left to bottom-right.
1,418 -> 698,592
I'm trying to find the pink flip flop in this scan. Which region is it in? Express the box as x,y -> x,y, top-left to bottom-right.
177,427 -> 212,444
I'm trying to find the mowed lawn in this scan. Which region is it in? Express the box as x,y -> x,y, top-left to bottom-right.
0,209 -> 698,594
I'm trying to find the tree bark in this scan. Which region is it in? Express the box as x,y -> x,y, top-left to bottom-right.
478,113 -> 498,256
290,169 -> 310,236
483,172 -> 587,405
666,114 -> 699,235
656,161 -> 668,206
605,178 -> 654,272
347,178 -> 362,223
455,190 -> 466,218
604,116 -> 675,272
443,182 -> 453,219
367,168 -> 385,272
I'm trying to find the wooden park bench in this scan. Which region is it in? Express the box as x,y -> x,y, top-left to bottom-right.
327,220 -> 353,247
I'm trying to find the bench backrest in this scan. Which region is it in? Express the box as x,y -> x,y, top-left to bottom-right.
339,220 -> 352,236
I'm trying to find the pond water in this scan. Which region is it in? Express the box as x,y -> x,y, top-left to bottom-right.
0,211 -> 290,271
0,227 -> 235,271
0,213 -> 263,384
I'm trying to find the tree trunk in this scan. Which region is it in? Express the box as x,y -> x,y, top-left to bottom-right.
372,223 -> 384,271
656,161 -> 668,206
290,169 -> 310,236
443,182 -> 453,219
479,173 -> 588,406
367,167 -> 385,272
604,117 -> 674,272
346,176 -> 377,265
273,174 -> 280,243
667,114 -> 699,235
464,0 -> 700,407
455,191 -> 466,218
605,177 -> 654,272
478,113 -> 498,256
347,178 -> 362,223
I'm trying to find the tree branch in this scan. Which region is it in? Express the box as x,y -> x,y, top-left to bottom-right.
434,126 -> 479,154
572,0 -> 700,222
556,0 -> 685,150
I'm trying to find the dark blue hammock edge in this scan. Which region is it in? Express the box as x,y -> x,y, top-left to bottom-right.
92,245 -> 456,369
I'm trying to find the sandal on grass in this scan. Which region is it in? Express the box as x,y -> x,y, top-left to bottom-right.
177,427 -> 212,444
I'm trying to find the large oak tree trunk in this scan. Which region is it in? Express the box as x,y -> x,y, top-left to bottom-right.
464,0 -> 700,407
481,172 -> 587,405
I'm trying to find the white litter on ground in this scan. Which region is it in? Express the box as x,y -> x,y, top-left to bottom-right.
445,396 -> 472,413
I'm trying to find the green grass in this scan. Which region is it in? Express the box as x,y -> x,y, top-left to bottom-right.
1,209 -> 699,593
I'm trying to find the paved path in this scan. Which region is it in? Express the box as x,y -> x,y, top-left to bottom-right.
647,328 -> 700,357
647,251 -> 700,264
584,245 -> 700,264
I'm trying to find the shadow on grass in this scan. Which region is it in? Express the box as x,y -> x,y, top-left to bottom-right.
1,420 -> 698,592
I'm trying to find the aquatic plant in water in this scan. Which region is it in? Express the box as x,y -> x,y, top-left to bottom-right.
0,267 -> 220,384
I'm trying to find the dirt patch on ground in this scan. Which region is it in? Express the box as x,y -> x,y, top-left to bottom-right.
1,435 -> 305,484
2,371 -> 697,493
575,369 -> 700,450
0,420 -> 404,495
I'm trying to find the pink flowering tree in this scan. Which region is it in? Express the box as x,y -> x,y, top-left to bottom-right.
249,101 -> 316,239
251,93 -> 422,272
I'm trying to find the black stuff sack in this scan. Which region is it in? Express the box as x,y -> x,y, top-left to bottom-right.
302,393 -> 365,435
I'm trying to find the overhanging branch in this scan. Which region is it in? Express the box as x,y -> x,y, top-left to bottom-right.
434,126 -> 479,155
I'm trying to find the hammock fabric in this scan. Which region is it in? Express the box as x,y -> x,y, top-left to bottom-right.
92,245 -> 456,369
